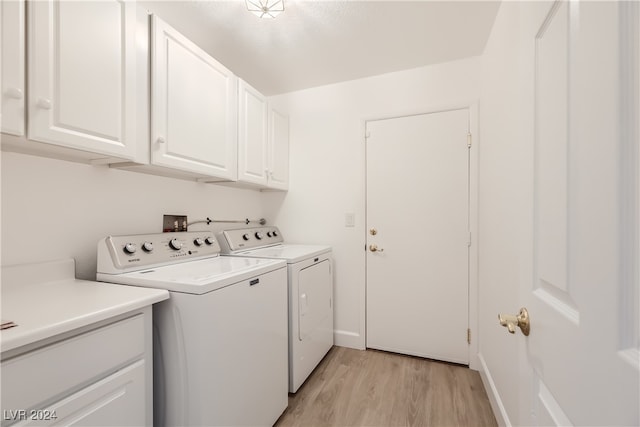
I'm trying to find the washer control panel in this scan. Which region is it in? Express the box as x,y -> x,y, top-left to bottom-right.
220,227 -> 284,252
98,232 -> 221,273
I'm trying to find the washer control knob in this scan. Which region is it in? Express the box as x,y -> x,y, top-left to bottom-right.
205,236 -> 216,245
267,231 -> 273,237
193,237 -> 204,246
123,243 -> 137,254
273,230 -> 279,237
255,232 -> 264,240
142,242 -> 154,252
242,233 -> 250,241
169,238 -> 182,250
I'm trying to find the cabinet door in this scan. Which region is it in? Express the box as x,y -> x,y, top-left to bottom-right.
151,16 -> 238,180
237,79 -> 268,186
268,108 -> 290,190
27,0 -> 137,160
1,0 -> 25,136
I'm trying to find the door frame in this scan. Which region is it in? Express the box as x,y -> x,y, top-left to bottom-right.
361,102 -> 479,369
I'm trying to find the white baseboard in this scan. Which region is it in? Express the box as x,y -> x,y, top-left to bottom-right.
334,329 -> 365,350
478,352 -> 511,427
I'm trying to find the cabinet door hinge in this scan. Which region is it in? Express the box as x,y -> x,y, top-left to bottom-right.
467,328 -> 471,344
467,133 -> 472,148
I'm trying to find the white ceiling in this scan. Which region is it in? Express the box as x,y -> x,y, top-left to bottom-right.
139,1 -> 501,96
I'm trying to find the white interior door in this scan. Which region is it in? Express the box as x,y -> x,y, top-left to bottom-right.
366,109 -> 470,364
513,1 -> 640,425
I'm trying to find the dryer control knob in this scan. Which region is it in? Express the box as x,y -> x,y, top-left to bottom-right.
273,230 -> 279,237
193,238 -> 204,246
142,242 -> 154,252
267,231 -> 273,238
123,243 -> 137,254
205,236 -> 216,245
169,238 -> 182,250
242,233 -> 250,241
255,232 -> 264,240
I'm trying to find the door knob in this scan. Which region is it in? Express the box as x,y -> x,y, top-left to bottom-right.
369,244 -> 384,253
498,307 -> 530,336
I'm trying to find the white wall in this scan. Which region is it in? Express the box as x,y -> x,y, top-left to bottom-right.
263,57 -> 481,349
1,152 -> 264,280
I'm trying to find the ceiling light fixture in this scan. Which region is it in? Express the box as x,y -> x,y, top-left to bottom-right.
245,0 -> 284,19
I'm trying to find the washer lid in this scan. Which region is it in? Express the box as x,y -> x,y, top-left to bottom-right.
231,244 -> 332,264
97,256 -> 286,294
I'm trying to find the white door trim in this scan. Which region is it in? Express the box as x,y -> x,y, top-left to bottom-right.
359,101 -> 479,369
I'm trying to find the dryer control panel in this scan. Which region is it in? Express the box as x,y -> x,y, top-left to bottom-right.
219,227 -> 284,252
97,232 -> 221,274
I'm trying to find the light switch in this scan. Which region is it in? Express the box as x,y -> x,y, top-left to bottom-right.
345,213 -> 355,227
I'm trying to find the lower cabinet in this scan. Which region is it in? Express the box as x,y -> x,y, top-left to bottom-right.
1,312 -> 152,427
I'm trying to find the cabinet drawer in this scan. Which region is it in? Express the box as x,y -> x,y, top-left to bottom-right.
12,360 -> 146,427
1,315 -> 145,415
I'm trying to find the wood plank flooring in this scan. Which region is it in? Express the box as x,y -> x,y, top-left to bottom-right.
275,346 -> 497,427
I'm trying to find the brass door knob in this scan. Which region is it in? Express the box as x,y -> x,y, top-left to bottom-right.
369,244 -> 384,253
498,307 -> 530,336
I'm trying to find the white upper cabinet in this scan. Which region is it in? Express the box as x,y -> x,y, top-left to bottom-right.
27,0 -> 138,160
238,79 -> 269,186
267,107 -> 290,191
237,79 -> 290,191
151,15 -> 238,181
1,0 -> 25,136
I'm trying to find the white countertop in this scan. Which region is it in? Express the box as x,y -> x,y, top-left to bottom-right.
1,259 -> 169,353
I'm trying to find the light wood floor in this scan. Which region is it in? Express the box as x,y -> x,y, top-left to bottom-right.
275,346 -> 497,427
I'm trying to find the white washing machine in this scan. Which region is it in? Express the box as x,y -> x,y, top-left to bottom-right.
96,231 -> 288,427
218,226 -> 333,393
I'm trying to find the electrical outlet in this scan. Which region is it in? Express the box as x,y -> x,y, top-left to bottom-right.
163,215 -> 188,232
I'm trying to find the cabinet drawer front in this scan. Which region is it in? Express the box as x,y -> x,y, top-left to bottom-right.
12,361 -> 146,427
1,315 -> 145,415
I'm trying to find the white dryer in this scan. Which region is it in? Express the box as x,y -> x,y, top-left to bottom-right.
218,226 -> 333,393
97,231 -> 288,426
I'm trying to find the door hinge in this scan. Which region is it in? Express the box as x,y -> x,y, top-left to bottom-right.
467,231 -> 472,247
467,133 -> 472,148
365,131 -> 371,140
467,328 -> 471,344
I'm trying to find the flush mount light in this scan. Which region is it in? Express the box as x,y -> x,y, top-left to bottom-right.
245,0 -> 284,19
